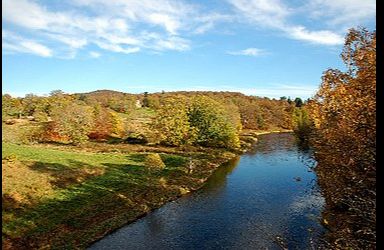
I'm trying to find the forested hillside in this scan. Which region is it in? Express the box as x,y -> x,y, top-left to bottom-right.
3,90 -> 300,148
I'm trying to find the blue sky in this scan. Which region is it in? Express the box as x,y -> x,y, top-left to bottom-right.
2,0 -> 376,99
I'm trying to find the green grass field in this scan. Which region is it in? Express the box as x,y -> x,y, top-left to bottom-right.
2,139 -> 233,249
1,110 -> 242,249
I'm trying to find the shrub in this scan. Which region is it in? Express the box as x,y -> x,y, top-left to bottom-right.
32,111 -> 49,122
19,125 -> 44,144
144,153 -> 166,171
125,133 -> 148,144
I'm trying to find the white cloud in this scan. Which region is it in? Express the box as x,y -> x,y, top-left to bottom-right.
2,30 -> 52,57
45,34 -> 87,49
207,84 -> 318,99
95,42 -> 141,54
19,41 -> 52,57
192,13 -> 233,34
228,0 -> 351,45
288,26 -> 344,45
148,13 -> 180,35
3,0 -> 50,29
227,48 -> 266,56
89,51 -> 101,58
305,0 -> 376,29
151,36 -> 190,51
229,0 -> 289,28
2,0 -> 220,58
71,0 -> 194,34
236,86 -> 317,99
2,0 -> 375,58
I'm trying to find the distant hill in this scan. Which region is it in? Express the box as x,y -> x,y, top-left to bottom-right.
76,89 -> 136,98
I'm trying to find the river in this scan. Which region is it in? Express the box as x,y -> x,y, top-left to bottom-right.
89,133 -> 325,249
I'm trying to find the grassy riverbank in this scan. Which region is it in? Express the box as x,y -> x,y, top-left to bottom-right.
2,140 -> 238,249
2,118 -> 286,249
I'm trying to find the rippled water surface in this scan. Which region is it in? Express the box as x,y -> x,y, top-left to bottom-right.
89,133 -> 325,250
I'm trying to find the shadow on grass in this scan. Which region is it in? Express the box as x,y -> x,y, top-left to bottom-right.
126,153 -> 147,162
5,148 -> 217,249
38,140 -> 73,146
106,136 -> 125,144
160,154 -> 188,169
6,159 -> 168,249
29,160 -> 105,189
2,193 -> 26,212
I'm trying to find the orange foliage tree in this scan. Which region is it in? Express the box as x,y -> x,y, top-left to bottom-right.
88,104 -> 124,140
308,28 -> 376,249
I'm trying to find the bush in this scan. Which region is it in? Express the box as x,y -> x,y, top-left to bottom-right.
19,125 -> 44,144
32,111 -> 49,122
144,153 -> 166,171
125,133 -> 148,144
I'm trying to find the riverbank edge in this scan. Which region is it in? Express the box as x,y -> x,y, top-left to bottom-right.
2,130 -> 291,249
86,129 -> 292,249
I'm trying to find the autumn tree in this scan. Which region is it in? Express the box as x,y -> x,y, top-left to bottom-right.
49,90 -> 65,97
152,95 -> 241,149
88,104 -> 124,140
142,92 -> 150,107
152,96 -> 196,146
188,96 -> 240,149
47,102 -> 94,144
294,97 -> 303,107
144,91 -> 295,131
21,94 -> 41,116
2,95 -> 22,120
146,95 -> 161,109
308,28 -> 376,249
292,106 -> 313,144
107,96 -> 136,113
46,92 -> 74,116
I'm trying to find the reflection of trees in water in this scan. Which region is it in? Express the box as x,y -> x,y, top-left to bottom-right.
140,156 -> 241,235
296,148 -> 316,172
203,156 -> 240,191
89,133 -> 328,249
144,212 -> 166,236
316,161 -> 376,249
242,133 -> 325,249
246,133 -> 305,156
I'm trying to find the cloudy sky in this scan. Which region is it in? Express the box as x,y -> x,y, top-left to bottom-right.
2,0 -> 376,98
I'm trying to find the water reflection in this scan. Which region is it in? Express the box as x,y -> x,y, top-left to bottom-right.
200,156 -> 240,191
89,133 -> 325,250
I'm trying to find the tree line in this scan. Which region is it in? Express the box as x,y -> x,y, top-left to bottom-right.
3,88 -> 305,149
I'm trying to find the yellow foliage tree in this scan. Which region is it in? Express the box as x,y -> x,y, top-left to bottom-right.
308,28 -> 375,249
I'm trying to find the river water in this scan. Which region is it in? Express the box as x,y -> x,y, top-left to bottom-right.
89,133 -> 325,250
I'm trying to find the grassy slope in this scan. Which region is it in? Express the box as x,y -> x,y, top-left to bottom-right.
2,108 -> 260,249
2,141 -> 234,249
